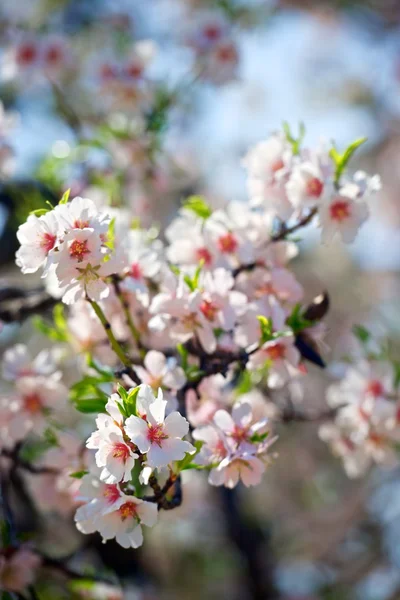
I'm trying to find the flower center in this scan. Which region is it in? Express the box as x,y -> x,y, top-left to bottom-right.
16,43 -> 38,66
131,262 -> 143,279
265,343 -> 286,361
200,300 -> 219,322
147,423 -> 167,447
125,62 -> 143,79
329,200 -> 350,222
73,219 -> 90,229
306,177 -> 324,198
218,232 -> 238,254
69,239 -> 91,262
118,501 -> 138,521
103,484 -> 120,505
196,247 -> 212,266
203,24 -> 222,42
44,45 -> 63,66
23,393 -> 42,414
112,442 -> 131,462
271,158 -> 284,173
40,232 -> 56,254
365,380 -> 384,398
232,425 -> 248,444
216,43 -> 237,63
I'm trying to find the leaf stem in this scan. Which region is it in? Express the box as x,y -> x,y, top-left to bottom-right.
86,297 -> 131,367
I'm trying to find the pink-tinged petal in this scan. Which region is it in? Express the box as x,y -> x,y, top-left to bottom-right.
144,350 -> 166,377
197,323 -> 217,354
164,411 -> 189,438
163,366 -> 186,390
231,402 -> 252,427
127,525 -> 144,548
147,392 -> 167,425
240,457 -> 265,487
213,409 -> 235,433
208,465 -> 226,487
224,463 -> 241,488
125,416 -> 150,453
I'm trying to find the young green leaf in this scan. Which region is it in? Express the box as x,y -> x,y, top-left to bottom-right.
183,195 -> 212,219
59,188 -> 71,205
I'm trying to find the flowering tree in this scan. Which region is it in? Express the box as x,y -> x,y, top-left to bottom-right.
0,1 -> 398,599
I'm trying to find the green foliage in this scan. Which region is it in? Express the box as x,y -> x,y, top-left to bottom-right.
175,440 -> 203,473
352,324 -> 370,344
283,121 -> 305,155
59,188 -> 70,204
146,87 -> 172,133
286,303 -> 314,334
123,386 -> 140,417
235,370 -> 253,395
104,217 -> 116,252
183,195 -> 213,219
330,137 -> 367,185
69,374 -> 111,413
32,304 -> 69,342
70,470 -> 88,479
184,263 -> 202,292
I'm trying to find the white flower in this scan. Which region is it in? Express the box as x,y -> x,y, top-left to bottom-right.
318,192 -> 369,244
76,484 -> 158,549
16,211 -> 59,274
209,452 -> 266,488
247,334 -> 300,388
125,388 -> 194,468
134,351 -> 186,391
53,229 -> 115,304
2,344 -> 57,381
54,196 -> 110,235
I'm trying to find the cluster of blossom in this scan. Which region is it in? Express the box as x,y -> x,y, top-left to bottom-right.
185,10 -> 239,84
9,127 -> 381,558
0,344 -> 67,448
319,337 -> 400,478
243,130 -> 381,243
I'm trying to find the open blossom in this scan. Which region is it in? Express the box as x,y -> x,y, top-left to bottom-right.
87,395 -> 138,484
125,388 -> 194,468
0,547 -> 41,592
286,150 -> 333,209
16,211 -> 59,274
53,228 -> 116,304
194,401 -> 276,488
247,333 -> 301,388
2,343 -> 58,381
55,196 -> 110,235
318,191 -> 369,243
0,375 -> 68,447
134,350 -> 186,391
77,489 -> 158,549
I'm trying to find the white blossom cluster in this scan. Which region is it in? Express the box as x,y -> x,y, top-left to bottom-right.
6,127 -> 383,551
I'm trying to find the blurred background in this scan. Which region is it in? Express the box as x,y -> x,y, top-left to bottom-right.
1,1 -> 400,599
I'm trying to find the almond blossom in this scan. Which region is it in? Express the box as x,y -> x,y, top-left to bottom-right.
125,388 -> 195,469
247,333 -> 301,388
16,211 -> 59,274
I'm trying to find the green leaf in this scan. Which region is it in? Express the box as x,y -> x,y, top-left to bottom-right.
286,303 -> 314,334
124,386 -> 140,417
117,384 -> 128,402
70,470 -> 88,479
72,397 -> 108,413
104,217 -> 116,251
29,207 -> 49,217
250,431 -> 269,443
183,195 -> 212,219
59,188 -> 71,205
177,343 -> 188,370
32,315 -> 69,342
394,362 -> 400,390
329,137 -> 367,184
257,315 -> 273,343
352,324 -> 370,344
235,370 -> 252,395
283,121 -> 305,155
175,440 -> 203,473
0,520 -> 11,547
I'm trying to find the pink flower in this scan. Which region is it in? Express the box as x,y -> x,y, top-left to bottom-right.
318,192 -> 369,244
0,548 -> 41,592
248,334 -> 301,388
125,388 -> 194,468
16,211 -> 59,274
134,350 -> 186,391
